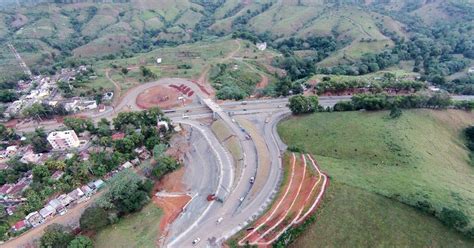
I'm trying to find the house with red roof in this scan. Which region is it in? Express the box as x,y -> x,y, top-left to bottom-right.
12,220 -> 28,232
111,132 -> 125,140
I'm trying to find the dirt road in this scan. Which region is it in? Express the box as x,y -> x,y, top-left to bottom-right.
4,192 -> 104,248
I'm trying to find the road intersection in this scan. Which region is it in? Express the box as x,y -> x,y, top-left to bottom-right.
10,77 -> 474,247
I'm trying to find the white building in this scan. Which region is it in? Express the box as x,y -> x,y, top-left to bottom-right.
47,130 -> 80,150
256,42 -> 267,51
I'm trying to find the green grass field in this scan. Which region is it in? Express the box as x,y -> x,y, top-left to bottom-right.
278,109 -> 474,244
94,203 -> 162,248
290,182 -> 474,247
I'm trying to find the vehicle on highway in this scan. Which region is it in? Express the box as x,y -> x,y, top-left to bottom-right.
239,197 -> 244,202
241,101 -> 248,105
277,105 -> 282,108
192,237 -> 201,245
216,217 -> 223,224
250,177 -> 255,184
231,118 -> 236,123
182,114 -> 189,119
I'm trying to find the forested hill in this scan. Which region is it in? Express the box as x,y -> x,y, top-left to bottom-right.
0,0 -> 473,91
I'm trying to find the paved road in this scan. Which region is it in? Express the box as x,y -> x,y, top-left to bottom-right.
166,110 -> 289,247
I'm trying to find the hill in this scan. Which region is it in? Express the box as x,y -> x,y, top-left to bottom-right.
277,109 -> 474,241
1,0 -> 472,82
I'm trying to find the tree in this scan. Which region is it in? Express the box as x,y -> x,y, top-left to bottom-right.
288,95 -> 319,115
152,156 -> 179,179
28,128 -> 52,153
97,170 -> 150,215
33,165 -> 51,184
153,143 -> 167,161
63,118 -> 95,134
40,224 -> 74,248
80,206 -> 109,232
67,236 -> 93,248
45,160 -> 66,171
0,90 -> 18,103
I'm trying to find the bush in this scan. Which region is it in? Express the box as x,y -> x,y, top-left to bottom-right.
40,224 -> 74,248
438,208 -> 469,230
80,206 -> 109,232
67,236 -> 93,248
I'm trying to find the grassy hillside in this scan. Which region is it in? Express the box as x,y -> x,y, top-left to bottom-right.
278,110 -> 474,240
290,182 -> 474,247
94,203 -> 162,248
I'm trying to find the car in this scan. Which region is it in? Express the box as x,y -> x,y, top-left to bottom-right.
243,108 -> 247,111
277,105 -> 282,108
250,177 -> 255,184
216,217 -> 223,224
239,197 -> 244,202
192,237 -> 201,245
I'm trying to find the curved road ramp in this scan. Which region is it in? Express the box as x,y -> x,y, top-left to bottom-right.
238,153 -> 329,246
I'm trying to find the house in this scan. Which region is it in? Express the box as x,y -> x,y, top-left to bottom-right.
48,199 -> 64,214
93,179 -> 105,190
51,171 -> 64,181
256,42 -> 267,51
47,130 -> 80,150
8,179 -> 29,197
80,185 -> 94,198
57,194 -> 74,208
130,158 -> 140,166
39,205 -> 56,219
25,211 -> 44,227
20,152 -> 46,164
12,220 -> 28,232
120,161 -> 133,170
6,205 -> 17,215
103,92 -> 114,101
67,188 -> 85,204
111,132 -> 125,141
468,67 -> 474,74
0,184 -> 13,197
1,145 -> 18,158
134,147 -> 151,160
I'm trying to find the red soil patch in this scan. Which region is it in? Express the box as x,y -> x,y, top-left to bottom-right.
153,195 -> 190,233
136,85 -> 192,110
155,167 -> 187,192
239,153 -> 329,246
153,167 -> 191,236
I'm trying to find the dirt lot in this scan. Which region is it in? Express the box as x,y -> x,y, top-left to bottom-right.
136,85 -> 192,110
153,167 -> 191,239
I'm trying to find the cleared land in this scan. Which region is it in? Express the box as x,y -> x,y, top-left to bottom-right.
278,109 -> 474,245
93,203 -> 163,248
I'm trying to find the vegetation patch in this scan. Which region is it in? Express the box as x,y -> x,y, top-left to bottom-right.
278,110 -> 474,238
93,203 -> 162,248
284,182 -> 474,248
